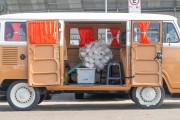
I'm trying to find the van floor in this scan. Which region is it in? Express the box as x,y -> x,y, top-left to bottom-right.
64,83 -> 125,86
66,79 -> 124,85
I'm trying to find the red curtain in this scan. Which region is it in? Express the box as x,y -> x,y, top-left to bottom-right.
78,28 -> 95,46
12,23 -> 21,41
110,28 -> 119,47
137,21 -> 150,44
28,21 -> 57,44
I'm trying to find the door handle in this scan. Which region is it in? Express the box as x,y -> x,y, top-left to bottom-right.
154,51 -> 162,62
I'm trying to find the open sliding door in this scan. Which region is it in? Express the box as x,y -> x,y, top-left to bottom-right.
27,20 -> 61,86
131,21 -> 163,86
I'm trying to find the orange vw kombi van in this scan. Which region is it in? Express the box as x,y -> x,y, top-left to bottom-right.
0,13 -> 179,110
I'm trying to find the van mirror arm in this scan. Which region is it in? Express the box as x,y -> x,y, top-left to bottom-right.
166,33 -> 171,46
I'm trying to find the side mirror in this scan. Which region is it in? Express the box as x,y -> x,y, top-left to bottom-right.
166,33 -> 171,45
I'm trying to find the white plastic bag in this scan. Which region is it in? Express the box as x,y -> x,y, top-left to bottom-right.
80,52 -> 86,57
79,40 -> 113,71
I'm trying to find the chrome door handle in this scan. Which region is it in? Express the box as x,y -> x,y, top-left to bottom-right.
154,51 -> 162,62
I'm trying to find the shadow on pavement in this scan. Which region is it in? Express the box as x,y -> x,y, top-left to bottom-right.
1,101 -> 180,112
0,96 -> 6,101
1,93 -> 180,111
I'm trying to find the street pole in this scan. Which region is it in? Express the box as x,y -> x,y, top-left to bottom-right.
105,0 -> 108,44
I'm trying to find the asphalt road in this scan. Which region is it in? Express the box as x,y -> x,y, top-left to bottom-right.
0,93 -> 180,120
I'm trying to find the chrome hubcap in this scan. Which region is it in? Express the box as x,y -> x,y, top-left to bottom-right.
141,88 -> 156,102
16,87 -> 32,103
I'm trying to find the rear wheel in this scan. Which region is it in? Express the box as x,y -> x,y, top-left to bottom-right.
75,93 -> 84,99
132,87 -> 165,109
7,81 -> 40,111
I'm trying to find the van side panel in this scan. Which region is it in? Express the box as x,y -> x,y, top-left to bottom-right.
0,46 -> 28,85
163,47 -> 180,89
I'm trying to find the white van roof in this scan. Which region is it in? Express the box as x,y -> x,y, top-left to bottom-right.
0,12 -> 177,21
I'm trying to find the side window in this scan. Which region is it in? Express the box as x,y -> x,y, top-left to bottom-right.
70,27 -> 95,46
70,27 -> 122,46
163,23 -> 179,43
70,28 -> 80,45
98,28 -> 120,45
133,22 -> 160,43
5,22 -> 26,41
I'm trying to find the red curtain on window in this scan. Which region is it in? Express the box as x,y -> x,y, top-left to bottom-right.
137,21 -> 150,44
28,21 -> 57,44
110,28 -> 119,47
12,23 -> 21,41
78,28 -> 95,46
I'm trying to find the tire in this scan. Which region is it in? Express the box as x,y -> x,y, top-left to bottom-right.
75,93 -> 84,99
128,91 -> 135,102
7,81 -> 40,111
132,87 -> 165,109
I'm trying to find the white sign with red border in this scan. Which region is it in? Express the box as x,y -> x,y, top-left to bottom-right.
128,0 -> 141,13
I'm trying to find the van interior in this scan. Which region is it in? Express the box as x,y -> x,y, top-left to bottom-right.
64,21 -> 127,86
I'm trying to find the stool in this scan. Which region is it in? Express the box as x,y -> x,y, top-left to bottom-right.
100,70 -> 106,84
106,61 -> 122,85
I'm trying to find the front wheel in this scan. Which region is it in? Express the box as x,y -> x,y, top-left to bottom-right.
7,81 -> 40,111
132,87 -> 165,109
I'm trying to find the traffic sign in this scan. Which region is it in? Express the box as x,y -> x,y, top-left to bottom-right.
128,0 -> 141,13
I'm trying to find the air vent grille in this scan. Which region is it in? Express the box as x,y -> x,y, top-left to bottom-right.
2,47 -> 18,65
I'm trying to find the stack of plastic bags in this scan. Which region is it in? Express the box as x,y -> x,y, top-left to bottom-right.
79,40 -> 113,71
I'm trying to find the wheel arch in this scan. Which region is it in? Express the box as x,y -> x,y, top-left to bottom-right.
162,71 -> 172,94
1,79 -> 47,95
1,79 -> 28,91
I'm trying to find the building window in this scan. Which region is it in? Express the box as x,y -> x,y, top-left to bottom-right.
5,22 -> 26,41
